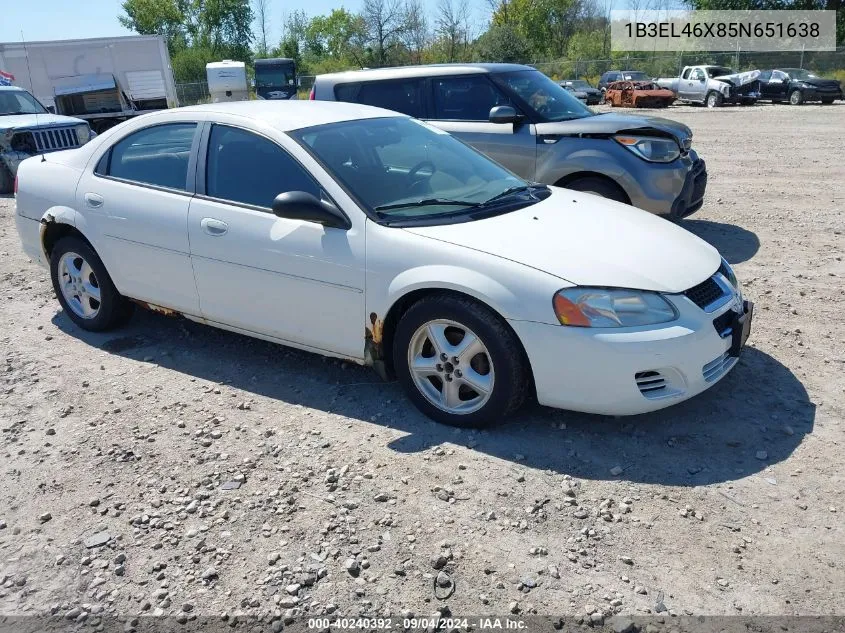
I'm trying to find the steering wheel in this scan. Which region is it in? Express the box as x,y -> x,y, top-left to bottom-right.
407,160 -> 436,190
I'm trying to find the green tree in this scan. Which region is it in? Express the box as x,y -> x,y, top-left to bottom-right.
474,23 -> 531,62
119,0 -> 187,48
306,9 -> 370,67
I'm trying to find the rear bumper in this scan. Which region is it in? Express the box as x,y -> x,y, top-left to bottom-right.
15,212 -> 47,267
671,158 -> 707,219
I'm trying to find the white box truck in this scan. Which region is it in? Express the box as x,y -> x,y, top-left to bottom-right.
0,35 -> 178,133
206,60 -> 248,102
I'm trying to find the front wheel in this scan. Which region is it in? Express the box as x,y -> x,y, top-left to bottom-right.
789,89 -> 803,105
50,236 -> 134,331
393,294 -> 529,428
706,91 -> 723,108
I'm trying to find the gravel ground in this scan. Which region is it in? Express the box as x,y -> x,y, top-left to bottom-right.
0,102 -> 843,627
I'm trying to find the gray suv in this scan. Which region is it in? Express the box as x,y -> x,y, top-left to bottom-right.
311,64 -> 707,218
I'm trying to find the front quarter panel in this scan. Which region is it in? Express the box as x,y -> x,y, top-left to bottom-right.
365,218 -> 565,332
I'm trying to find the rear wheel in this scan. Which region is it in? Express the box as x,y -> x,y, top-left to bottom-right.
565,176 -> 629,204
0,164 -> 12,195
49,236 -> 134,331
393,294 -> 528,428
789,89 -> 803,105
706,91 -> 723,108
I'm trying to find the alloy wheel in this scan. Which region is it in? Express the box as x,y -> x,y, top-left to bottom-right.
58,251 -> 101,319
407,319 -> 495,415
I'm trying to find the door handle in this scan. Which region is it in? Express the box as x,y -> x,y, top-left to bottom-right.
84,193 -> 104,208
201,217 -> 228,236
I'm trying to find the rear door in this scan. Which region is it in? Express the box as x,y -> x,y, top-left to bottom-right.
427,74 -> 536,179
76,121 -> 202,314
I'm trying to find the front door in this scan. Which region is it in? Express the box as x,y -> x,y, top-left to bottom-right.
426,74 -> 536,179
75,122 -> 201,314
187,123 -> 365,359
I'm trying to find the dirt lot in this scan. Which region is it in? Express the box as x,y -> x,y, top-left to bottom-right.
1,102 -> 843,628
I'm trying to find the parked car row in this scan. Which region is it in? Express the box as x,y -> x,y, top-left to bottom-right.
13,98 -> 752,428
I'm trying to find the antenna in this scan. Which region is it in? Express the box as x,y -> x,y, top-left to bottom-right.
20,31 -> 45,160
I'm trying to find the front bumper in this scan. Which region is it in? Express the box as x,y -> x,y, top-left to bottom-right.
510,296 -> 751,416
670,157 -> 707,219
802,88 -> 843,101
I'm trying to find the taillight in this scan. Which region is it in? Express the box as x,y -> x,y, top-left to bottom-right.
309,87 -> 315,100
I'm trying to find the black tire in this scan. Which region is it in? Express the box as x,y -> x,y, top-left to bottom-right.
706,91 -> 723,108
564,176 -> 629,204
821,97 -> 835,104
789,89 -> 803,105
49,236 -> 134,331
393,293 -> 529,428
0,164 -> 13,195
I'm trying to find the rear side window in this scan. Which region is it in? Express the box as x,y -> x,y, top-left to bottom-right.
334,79 -> 424,118
99,123 -> 196,190
205,124 -> 320,209
433,75 -> 512,121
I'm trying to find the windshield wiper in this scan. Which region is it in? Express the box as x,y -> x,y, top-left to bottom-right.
374,198 -> 480,212
481,183 -> 547,206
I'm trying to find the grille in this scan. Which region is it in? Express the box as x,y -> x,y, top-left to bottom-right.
702,351 -> 736,383
635,370 -> 667,397
32,127 -> 80,152
684,276 -> 725,310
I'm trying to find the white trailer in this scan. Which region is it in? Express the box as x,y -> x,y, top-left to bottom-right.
206,60 -> 248,102
0,35 -> 178,132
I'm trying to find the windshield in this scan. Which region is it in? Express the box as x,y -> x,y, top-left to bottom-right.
623,71 -> 649,81
292,117 -> 533,222
706,67 -> 734,78
493,70 -> 593,122
256,68 -> 295,88
0,89 -> 48,115
784,68 -> 817,80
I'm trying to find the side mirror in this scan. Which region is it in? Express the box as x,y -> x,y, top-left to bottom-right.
489,105 -> 521,124
272,191 -> 350,229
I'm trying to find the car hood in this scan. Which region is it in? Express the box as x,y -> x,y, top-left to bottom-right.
798,77 -> 841,89
0,112 -> 86,131
712,69 -> 760,87
535,112 -> 692,145
402,187 -> 720,293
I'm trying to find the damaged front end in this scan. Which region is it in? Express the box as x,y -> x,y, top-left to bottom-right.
0,127 -> 38,177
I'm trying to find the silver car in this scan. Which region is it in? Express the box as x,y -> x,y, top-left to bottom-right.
311,64 -> 708,219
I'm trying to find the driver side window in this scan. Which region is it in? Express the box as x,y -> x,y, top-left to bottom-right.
205,124 -> 320,210
691,69 -> 705,81
433,75 -> 511,121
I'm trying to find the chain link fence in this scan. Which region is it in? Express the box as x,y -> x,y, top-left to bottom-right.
175,81 -> 211,106
531,46 -> 845,83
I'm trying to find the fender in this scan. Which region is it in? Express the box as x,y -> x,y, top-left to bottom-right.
38,206 -> 105,272
384,265 -> 520,322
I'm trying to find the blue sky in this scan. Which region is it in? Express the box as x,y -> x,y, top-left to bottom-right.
1,0 -> 471,45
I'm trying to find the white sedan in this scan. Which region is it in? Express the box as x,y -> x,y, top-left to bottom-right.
14,101 -> 752,427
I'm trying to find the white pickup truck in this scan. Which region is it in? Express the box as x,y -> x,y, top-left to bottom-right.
656,65 -> 761,108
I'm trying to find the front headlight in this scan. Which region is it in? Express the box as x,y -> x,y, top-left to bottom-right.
614,135 -> 680,163
553,287 -> 678,328
75,124 -> 94,144
719,257 -> 737,288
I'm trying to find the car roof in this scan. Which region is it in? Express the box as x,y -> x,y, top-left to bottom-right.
176,100 -> 406,131
0,85 -> 25,92
316,63 -> 531,82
